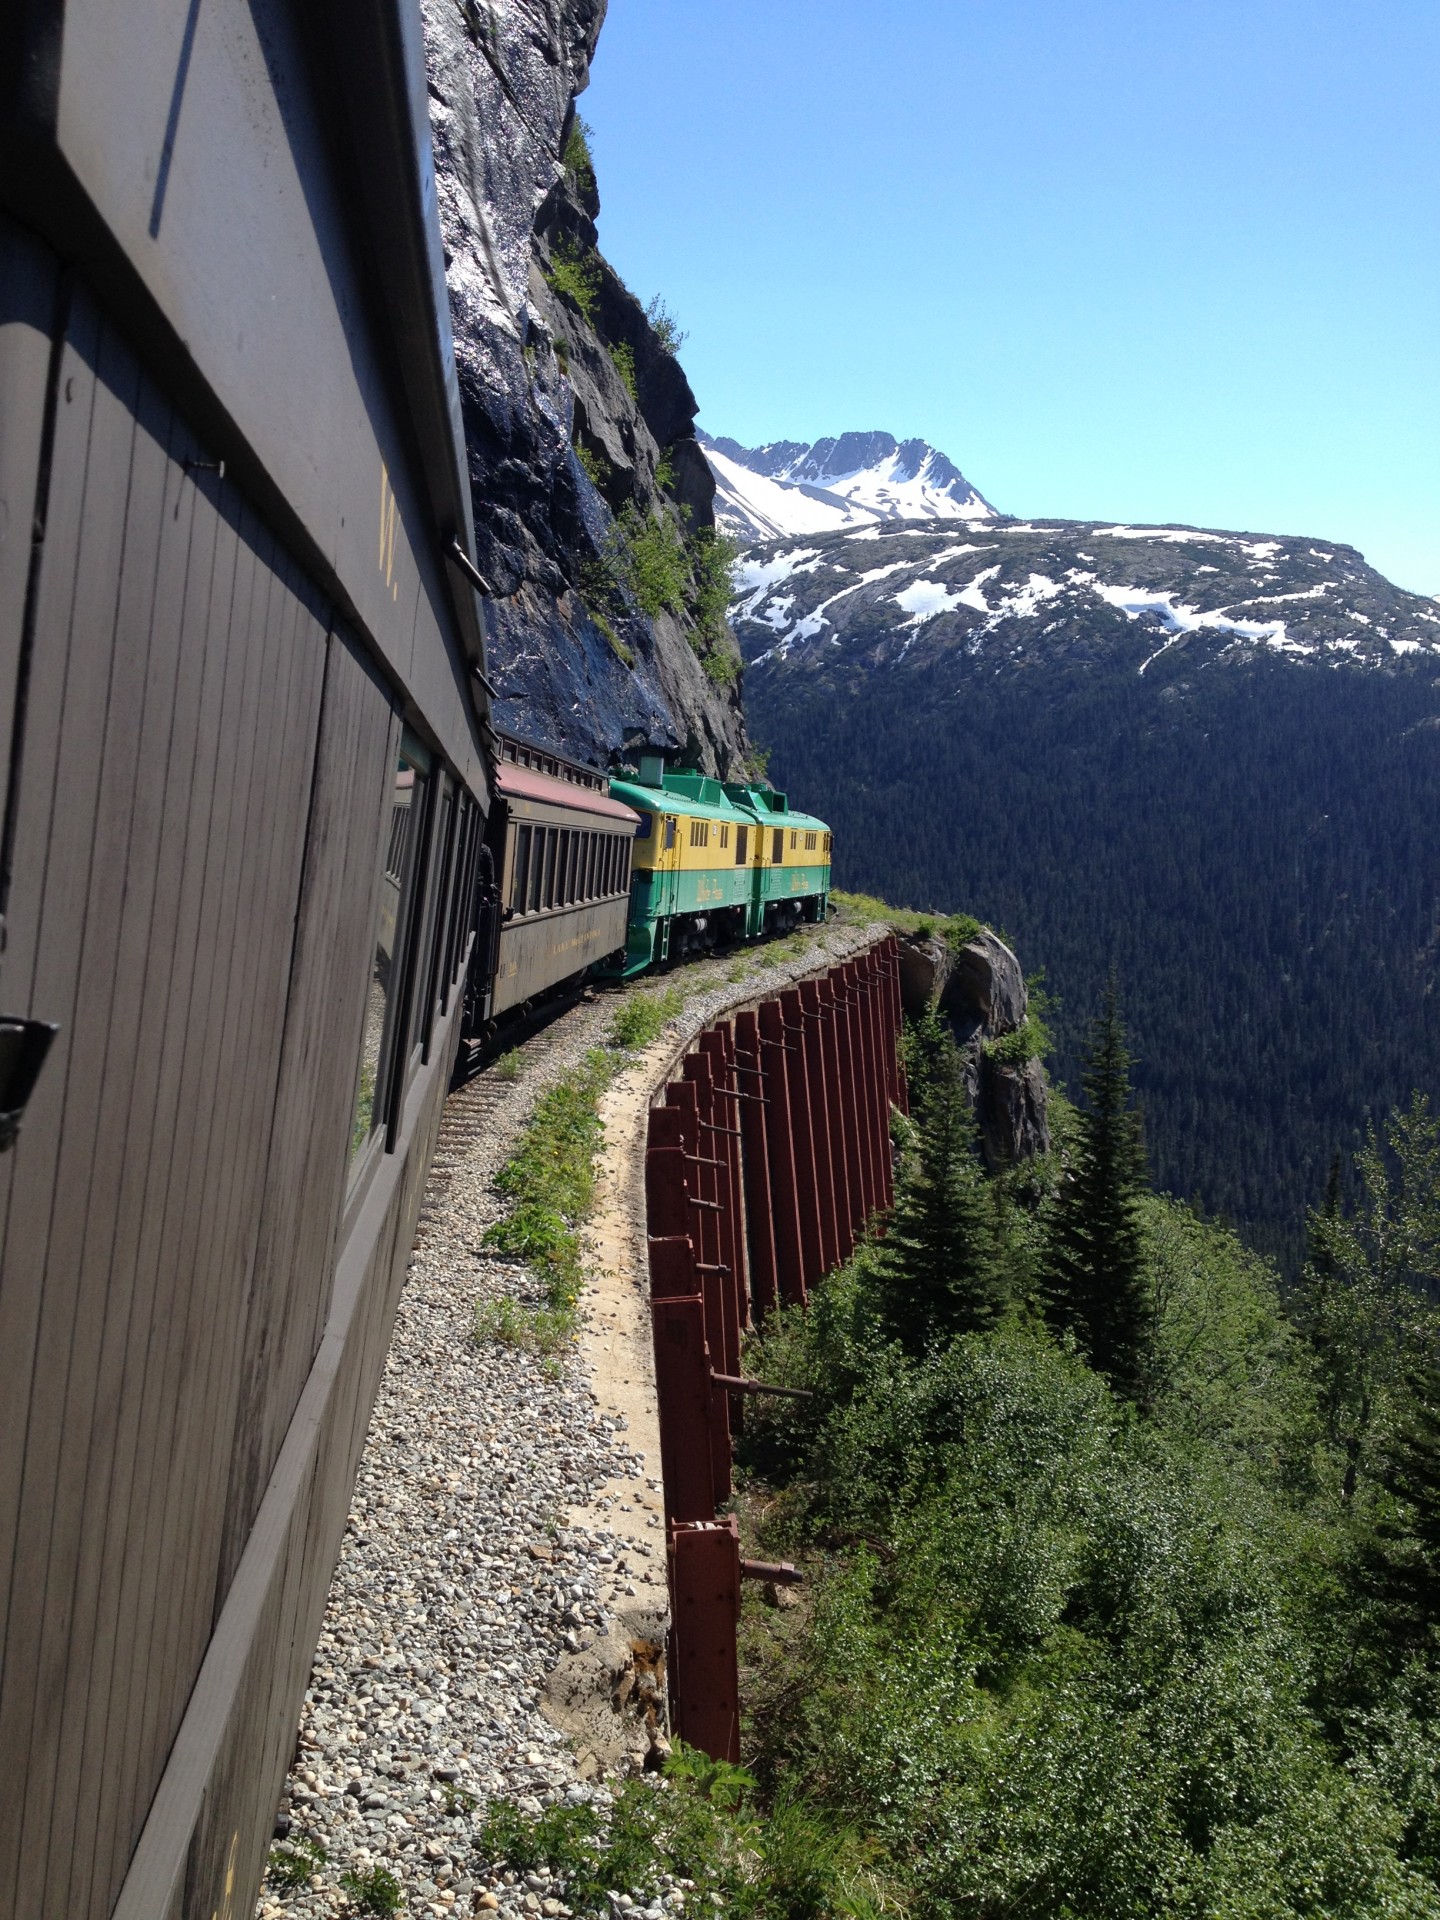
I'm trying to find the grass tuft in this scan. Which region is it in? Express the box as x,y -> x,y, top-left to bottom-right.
608,986 -> 685,1050
338,1863 -> 403,1915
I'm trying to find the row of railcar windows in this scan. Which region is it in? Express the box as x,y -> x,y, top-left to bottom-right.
349,738 -> 485,1183
508,821 -> 631,916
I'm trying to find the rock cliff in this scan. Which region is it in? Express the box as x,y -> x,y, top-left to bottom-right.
419,0 -> 748,775
897,928 -> 1051,1169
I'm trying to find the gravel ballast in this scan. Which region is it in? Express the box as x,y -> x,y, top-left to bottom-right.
255,921 -> 884,1919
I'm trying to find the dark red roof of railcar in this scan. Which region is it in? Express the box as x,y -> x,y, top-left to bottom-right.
494,761 -> 640,826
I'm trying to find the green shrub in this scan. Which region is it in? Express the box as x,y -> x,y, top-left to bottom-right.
338,1863 -> 403,1915
645,294 -> 688,355
267,1835 -> 327,1890
608,340 -> 637,402
574,443 -> 609,492
562,115 -> 596,200
609,986 -> 685,1050
545,239 -> 599,324
482,1049 -> 616,1314
605,507 -> 688,618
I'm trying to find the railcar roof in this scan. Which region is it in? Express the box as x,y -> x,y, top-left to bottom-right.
497,762 -> 640,824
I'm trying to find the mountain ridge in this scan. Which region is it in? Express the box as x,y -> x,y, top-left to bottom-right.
735,505 -> 1440,1269
700,428 -> 995,541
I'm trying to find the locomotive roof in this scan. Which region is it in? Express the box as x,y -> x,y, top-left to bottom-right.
609,772 -> 831,838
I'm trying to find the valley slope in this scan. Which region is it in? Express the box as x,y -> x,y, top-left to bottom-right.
736,512 -> 1440,1265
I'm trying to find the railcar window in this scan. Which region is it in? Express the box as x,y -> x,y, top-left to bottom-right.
513,823 -> 532,913
412,782 -> 452,1051
772,828 -> 783,863
735,824 -> 748,865
542,826 -> 558,909
804,830 -> 817,851
635,811 -> 652,840
529,828 -> 545,913
349,747 -> 426,1179
585,832 -> 598,900
621,840 -> 632,890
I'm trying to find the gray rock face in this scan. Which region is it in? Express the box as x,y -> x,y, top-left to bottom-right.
978,1056 -> 1051,1170
419,0 -> 747,774
895,926 -> 1050,1166
943,930 -> 1028,1042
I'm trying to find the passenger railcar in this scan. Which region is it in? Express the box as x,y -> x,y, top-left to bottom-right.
0,4 -> 500,1917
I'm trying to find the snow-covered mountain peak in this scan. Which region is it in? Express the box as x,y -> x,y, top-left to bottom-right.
700,430 -> 996,542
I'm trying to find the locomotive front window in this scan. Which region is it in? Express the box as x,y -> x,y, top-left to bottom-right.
635,810 -> 653,840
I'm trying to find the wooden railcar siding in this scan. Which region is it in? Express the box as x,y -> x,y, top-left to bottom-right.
0,251 -> 473,1920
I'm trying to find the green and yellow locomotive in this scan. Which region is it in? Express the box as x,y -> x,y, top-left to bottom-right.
609,754 -> 832,974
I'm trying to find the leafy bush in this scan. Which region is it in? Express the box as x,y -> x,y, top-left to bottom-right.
562,115 -> 596,200
608,340 -> 637,401
645,294 -> 688,355
338,1863 -> 403,1915
482,1049 -> 616,1315
475,1751 -> 883,1917
545,238 -> 599,324
730,1036 -> 1440,1917
267,1835 -> 327,1889
609,985 -> 685,1050
605,507 -> 687,619
573,442 -> 609,492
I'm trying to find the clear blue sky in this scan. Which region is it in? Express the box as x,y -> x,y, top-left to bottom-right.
581,1 -> 1439,594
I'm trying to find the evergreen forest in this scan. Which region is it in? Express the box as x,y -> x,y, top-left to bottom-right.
748,653 -> 1440,1272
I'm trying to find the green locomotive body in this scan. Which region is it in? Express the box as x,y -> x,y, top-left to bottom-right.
608,758 -> 832,975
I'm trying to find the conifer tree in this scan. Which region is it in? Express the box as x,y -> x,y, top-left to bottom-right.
880,1032 -> 1007,1354
1046,974 -> 1152,1398
1358,1346 -> 1440,1648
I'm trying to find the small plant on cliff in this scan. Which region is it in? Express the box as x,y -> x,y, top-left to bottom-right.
644,294 -> 688,355
574,442 -> 609,492
545,237 -> 599,324
606,506 -> 688,618
687,527 -> 742,685
562,114 -> 596,201
608,339 -> 638,402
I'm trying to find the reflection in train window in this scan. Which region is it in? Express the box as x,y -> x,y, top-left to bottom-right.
350,748 -> 425,1177
512,823 -> 532,911
413,782 -> 453,1050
